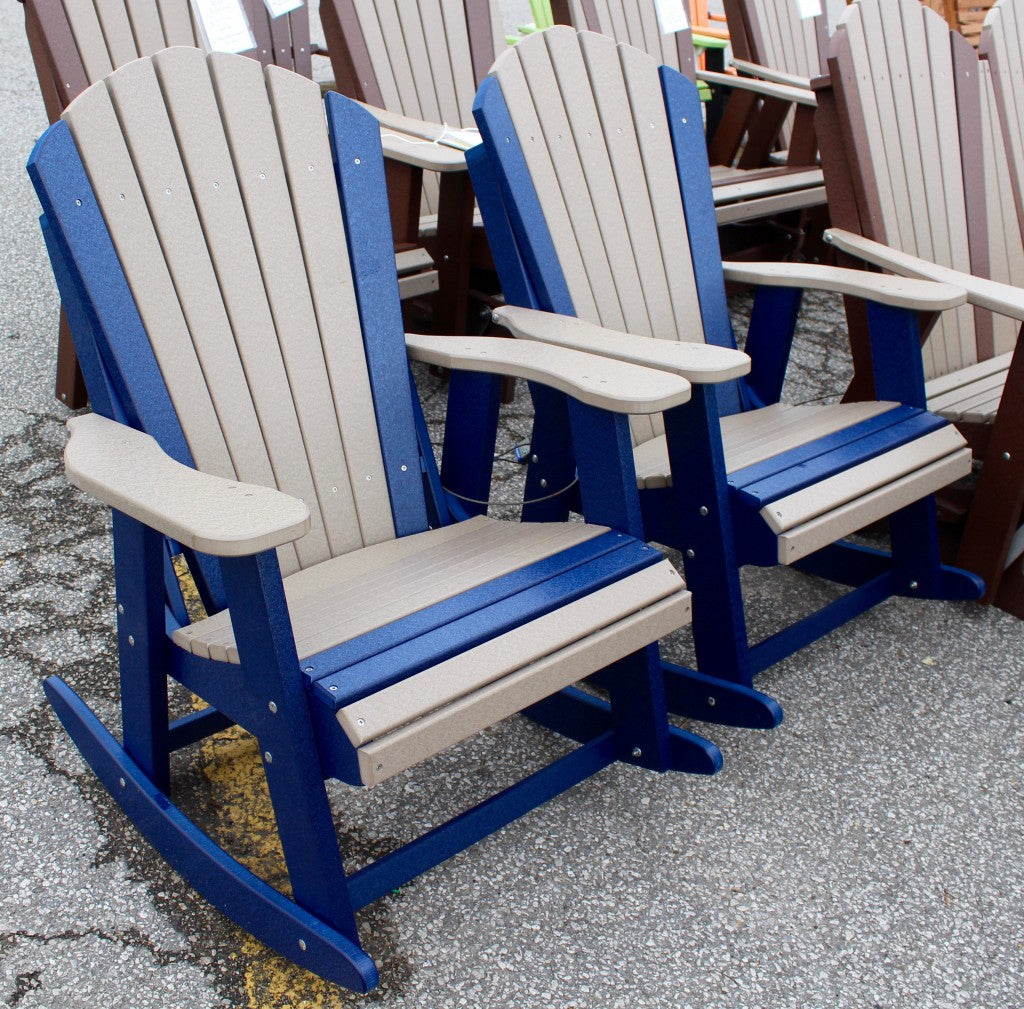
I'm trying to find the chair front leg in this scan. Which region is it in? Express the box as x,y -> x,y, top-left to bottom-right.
219,551 -> 359,946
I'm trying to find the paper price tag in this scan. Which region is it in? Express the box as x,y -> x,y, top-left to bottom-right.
263,0 -> 303,19
190,0 -> 256,53
795,0 -> 821,19
654,0 -> 690,34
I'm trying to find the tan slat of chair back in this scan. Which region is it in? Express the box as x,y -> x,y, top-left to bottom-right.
492,27 -> 706,446
62,49 -> 396,575
832,0 -> 980,380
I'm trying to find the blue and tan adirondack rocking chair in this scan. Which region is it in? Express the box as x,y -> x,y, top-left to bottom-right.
463,26 -> 984,727
815,0 -> 1024,616
27,47 -> 722,991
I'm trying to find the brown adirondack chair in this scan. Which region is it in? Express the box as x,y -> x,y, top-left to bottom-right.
816,0 -> 1024,614
318,0 -> 510,334
547,0 -> 826,256
19,0 -> 438,407
719,0 -> 826,172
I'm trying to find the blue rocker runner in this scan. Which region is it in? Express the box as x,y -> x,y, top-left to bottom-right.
457,26 -> 985,731
28,47 -> 723,991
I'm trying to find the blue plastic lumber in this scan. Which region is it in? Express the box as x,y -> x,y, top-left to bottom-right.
113,513 -> 173,793
40,215 -> 115,417
888,497 -> 985,600
309,534 -> 658,706
407,364 -> 450,529
741,285 -> 803,409
466,144 -> 541,312
661,66 -> 742,417
27,123 -> 192,466
524,686 -> 723,774
167,706 -> 235,752
567,400 -> 645,538
325,92 -> 428,539
748,571 -> 894,674
660,662 -> 784,728
162,541 -> 190,630
522,382 -> 578,522
346,733 -> 619,909
794,540 -> 894,586
595,647 -> 673,770
733,409 -> 947,510
439,370 -> 502,519
661,393 -> 755,687
864,300 -> 928,409
472,77 -> 577,318
43,677 -> 379,993
218,550 -> 361,945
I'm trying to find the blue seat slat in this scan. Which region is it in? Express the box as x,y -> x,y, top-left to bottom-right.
731,408 -> 948,508
309,534 -> 659,709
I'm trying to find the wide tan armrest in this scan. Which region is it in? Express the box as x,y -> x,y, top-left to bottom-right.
360,102 -> 477,173
65,414 -> 311,557
730,58 -> 813,92
405,333 -> 692,414
489,305 -> 750,384
723,260 -> 967,312
824,228 -> 1024,321
696,69 -> 817,108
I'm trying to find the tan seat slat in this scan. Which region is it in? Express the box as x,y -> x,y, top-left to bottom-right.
354,572 -> 692,784
775,448 -> 972,563
761,425 -> 969,534
338,560 -> 687,746
927,368 -> 1008,414
172,517 -> 607,662
923,351 -> 1014,398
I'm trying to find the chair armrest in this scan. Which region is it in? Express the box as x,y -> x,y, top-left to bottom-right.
730,58 -> 813,92
824,228 -> 1024,321
723,260 -> 967,312
405,332 -> 692,414
696,69 -> 817,108
359,102 -> 476,173
64,414 -> 311,557
490,304 -> 751,384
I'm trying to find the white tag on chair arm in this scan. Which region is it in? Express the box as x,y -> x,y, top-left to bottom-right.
795,0 -> 821,19
190,0 -> 256,53
263,0 -> 302,19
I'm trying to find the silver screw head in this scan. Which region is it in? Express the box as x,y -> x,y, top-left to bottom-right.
707,696 -> 717,707
909,580 -> 919,591
268,701 -> 278,715
298,939 -> 307,951
1003,451 -> 1012,461
631,747 -> 642,758
263,751 -> 273,763
698,506 -> 708,516
127,634 -> 135,647
685,549 -> 695,559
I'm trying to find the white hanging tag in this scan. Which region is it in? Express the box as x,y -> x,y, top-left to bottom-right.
795,0 -> 821,19
190,0 -> 256,53
654,0 -> 690,34
263,0 -> 303,19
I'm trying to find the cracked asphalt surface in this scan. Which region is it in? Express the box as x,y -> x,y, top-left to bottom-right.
3,2 -> 1024,1007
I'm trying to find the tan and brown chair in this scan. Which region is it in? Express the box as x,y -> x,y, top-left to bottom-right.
816,0 -> 1024,613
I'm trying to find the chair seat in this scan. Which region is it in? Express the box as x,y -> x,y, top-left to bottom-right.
925,351 -> 1012,425
174,516 -> 692,783
633,402 -> 972,562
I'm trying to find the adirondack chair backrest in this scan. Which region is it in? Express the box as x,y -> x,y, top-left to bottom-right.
827,0 -> 1023,380
482,27 -> 734,445
724,0 -> 827,80
51,48 -> 422,579
23,0 -> 311,122
551,0 -> 697,78
319,0 -> 505,214
981,0 -> 1024,231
